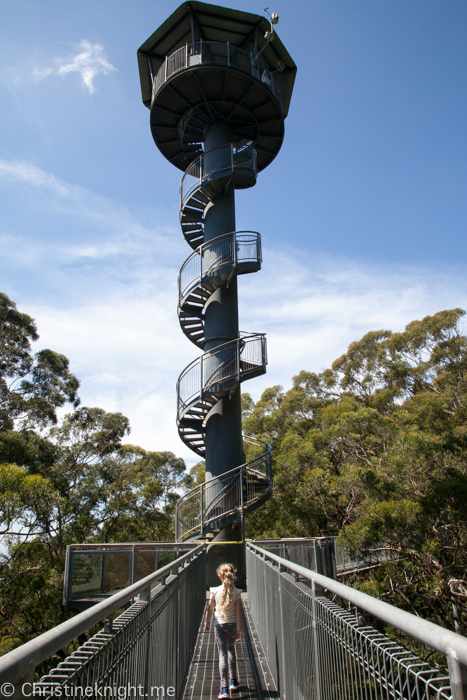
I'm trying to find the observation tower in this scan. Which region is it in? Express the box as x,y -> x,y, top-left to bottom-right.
137,1 -> 296,579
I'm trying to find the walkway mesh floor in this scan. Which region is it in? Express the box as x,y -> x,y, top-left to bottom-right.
182,597 -> 278,700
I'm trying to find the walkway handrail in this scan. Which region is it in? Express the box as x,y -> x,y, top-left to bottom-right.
247,542 -> 467,689
178,230 -> 262,304
177,332 -> 267,418
0,543 -> 206,688
180,144 -> 257,210
152,41 -> 282,105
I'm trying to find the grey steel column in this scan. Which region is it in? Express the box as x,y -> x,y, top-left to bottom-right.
203,121 -> 244,583
203,121 -> 243,481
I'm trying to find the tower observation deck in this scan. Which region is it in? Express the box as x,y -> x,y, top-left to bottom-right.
137,1 -> 296,577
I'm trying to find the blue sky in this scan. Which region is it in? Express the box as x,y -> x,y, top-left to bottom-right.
1,0 -> 466,466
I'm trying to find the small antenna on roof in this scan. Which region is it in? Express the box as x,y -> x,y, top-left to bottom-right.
263,8 -> 279,25
263,7 -> 279,41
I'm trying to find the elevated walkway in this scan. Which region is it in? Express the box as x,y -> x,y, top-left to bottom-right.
183,597 -> 276,700
1,542 -> 466,700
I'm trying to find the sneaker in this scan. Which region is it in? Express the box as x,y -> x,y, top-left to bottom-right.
229,680 -> 240,691
218,689 -> 229,699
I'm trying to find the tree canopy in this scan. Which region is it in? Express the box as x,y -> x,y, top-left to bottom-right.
243,308 -> 467,632
0,293 -> 189,652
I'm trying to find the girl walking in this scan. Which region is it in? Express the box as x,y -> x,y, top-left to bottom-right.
205,563 -> 244,699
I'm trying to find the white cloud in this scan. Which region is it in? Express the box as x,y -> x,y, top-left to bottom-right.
33,40 -> 116,94
0,158 -> 181,270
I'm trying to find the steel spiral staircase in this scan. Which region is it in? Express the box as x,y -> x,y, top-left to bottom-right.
175,144 -> 271,540
137,2 -> 296,544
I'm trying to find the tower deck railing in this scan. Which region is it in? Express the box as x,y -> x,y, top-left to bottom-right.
179,231 -> 262,303
177,332 -> 267,419
180,144 -> 257,212
246,542 -> 467,700
152,41 -> 283,106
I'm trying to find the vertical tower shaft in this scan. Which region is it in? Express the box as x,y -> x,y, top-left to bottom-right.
203,121 -> 243,482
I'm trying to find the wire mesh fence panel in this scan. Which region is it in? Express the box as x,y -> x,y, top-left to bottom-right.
246,547 -> 453,700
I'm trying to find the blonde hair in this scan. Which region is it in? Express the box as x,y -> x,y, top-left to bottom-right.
216,563 -> 236,617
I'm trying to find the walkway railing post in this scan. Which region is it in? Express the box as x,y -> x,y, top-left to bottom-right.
448,651 -> 467,700
277,566 -> 288,700
311,578 -> 322,700
138,585 -> 152,698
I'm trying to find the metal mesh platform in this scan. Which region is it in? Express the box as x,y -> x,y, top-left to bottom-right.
182,596 -> 278,700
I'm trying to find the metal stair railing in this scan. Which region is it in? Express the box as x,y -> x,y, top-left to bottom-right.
180,145 -> 257,214
175,436 -> 272,541
179,231 -> 262,304
246,542 -> 467,700
177,332 -> 267,422
152,41 -> 282,105
0,544 -> 206,699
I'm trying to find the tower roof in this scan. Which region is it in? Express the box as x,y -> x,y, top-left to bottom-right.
137,1 -> 297,117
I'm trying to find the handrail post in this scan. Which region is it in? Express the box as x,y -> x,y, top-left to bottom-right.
137,584 -> 152,698
200,354 -> 203,397
200,483 -> 205,536
237,337 -> 240,381
227,41 -> 230,66
240,467 -> 245,543
164,55 -> 167,83
186,42 -> 188,69
311,578 -> 322,700
448,651 -> 467,700
130,544 -> 135,585
200,243 -> 203,284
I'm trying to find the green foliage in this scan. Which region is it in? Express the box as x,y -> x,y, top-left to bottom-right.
0,293 -> 80,432
184,461 -> 206,489
244,309 -> 467,632
0,294 -> 188,650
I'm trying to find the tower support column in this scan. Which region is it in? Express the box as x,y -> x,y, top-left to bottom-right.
203,122 -> 243,482
203,122 -> 244,583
